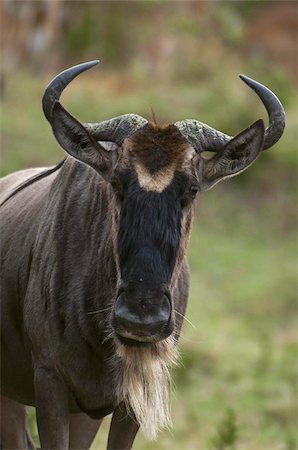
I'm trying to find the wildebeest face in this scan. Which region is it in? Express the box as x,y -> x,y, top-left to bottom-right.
50,101 -> 265,346
110,123 -> 197,345
51,103 -> 265,346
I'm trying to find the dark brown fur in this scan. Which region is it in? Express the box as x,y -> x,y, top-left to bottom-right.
127,122 -> 191,174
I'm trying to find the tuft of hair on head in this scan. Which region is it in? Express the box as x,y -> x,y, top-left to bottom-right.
149,107 -> 159,126
114,335 -> 179,440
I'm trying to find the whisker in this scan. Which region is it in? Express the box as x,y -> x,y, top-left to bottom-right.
87,306 -> 112,315
104,324 -> 113,334
179,335 -> 202,345
174,309 -> 197,330
102,331 -> 114,345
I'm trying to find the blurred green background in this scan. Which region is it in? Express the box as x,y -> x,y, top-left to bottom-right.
1,1 -> 297,449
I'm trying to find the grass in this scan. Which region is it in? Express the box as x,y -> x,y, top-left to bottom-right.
1,70 -> 297,449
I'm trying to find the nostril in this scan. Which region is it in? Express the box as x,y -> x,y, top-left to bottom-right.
113,292 -> 172,336
159,294 -> 171,323
113,293 -> 133,324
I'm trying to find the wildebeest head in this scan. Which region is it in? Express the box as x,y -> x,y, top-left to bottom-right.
42,60 -> 285,347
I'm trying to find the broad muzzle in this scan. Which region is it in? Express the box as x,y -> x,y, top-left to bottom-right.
112,288 -> 173,344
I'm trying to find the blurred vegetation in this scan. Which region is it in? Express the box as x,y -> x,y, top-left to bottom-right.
1,1 -> 297,449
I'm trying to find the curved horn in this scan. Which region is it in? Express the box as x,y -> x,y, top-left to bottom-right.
84,114 -> 148,144
174,119 -> 231,153
42,60 -> 100,122
175,75 -> 285,153
43,60 -> 147,144
239,75 -> 285,150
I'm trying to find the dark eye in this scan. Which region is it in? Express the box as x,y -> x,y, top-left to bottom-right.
189,186 -> 198,198
181,185 -> 198,208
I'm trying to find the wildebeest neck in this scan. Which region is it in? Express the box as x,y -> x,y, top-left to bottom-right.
36,158 -> 118,340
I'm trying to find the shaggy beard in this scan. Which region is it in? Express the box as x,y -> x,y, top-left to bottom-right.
114,336 -> 179,440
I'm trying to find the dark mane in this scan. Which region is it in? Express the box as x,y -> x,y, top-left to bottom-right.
0,159 -> 66,208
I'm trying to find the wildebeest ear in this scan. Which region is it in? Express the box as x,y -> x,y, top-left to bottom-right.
51,102 -> 118,179
196,119 -> 265,191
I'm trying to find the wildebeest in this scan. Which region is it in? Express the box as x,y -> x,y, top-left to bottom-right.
0,60 -> 285,449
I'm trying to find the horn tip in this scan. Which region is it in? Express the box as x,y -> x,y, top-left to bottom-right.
84,59 -> 100,69
239,74 -> 263,91
239,74 -> 251,84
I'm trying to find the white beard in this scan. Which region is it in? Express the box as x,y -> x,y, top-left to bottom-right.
114,336 -> 179,440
